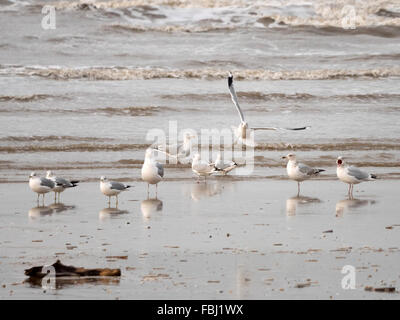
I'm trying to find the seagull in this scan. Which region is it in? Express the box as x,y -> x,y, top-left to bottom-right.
155,132 -> 195,163
191,153 -> 217,182
282,153 -> 325,195
227,72 -> 310,145
214,153 -> 237,175
99,176 -> 131,206
46,171 -> 79,202
29,172 -> 55,204
141,148 -> 164,197
336,156 -> 377,198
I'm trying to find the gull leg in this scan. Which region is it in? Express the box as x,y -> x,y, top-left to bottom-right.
108,196 -> 111,207
54,192 -> 57,203
297,182 -> 300,197
37,193 -> 40,205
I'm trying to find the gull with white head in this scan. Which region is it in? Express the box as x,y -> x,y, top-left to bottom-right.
214,153 -> 237,175
336,156 -> 376,198
46,171 -> 79,202
29,172 -> 55,204
100,176 -> 131,206
141,148 -> 164,197
191,153 -> 217,182
155,132 -> 195,163
282,153 -> 325,196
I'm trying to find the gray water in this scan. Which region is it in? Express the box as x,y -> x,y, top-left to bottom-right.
1,0 -> 400,182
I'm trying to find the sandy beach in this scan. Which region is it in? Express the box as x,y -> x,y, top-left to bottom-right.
1,173 -> 400,299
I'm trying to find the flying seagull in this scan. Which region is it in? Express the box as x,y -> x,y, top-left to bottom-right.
228,72 -> 310,145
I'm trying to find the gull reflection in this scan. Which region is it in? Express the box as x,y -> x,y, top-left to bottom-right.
191,181 -> 222,201
25,276 -> 120,289
29,206 -> 53,219
335,198 -> 376,217
48,203 -> 75,213
286,196 -> 321,216
141,198 -> 163,220
99,207 -> 129,221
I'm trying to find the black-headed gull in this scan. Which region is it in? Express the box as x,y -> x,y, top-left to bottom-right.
336,156 -> 376,198
46,171 -> 79,202
282,153 -> 325,195
100,176 -> 131,206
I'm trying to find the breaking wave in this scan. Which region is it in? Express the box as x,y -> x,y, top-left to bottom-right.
0,94 -> 59,102
0,143 -> 148,153
3,65 -> 400,80
0,105 -> 176,116
161,92 -> 400,102
1,139 -> 400,153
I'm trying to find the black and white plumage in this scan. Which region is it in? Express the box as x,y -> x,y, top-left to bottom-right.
227,72 -> 310,145
282,153 -> 325,195
46,171 -> 79,202
191,153 -> 217,181
100,176 -> 131,206
214,153 -> 237,175
29,172 -> 55,204
336,156 -> 376,198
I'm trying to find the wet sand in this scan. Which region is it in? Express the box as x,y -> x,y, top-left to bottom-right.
1,174 -> 399,299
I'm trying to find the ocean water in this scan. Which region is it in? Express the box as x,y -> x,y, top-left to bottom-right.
1,0 -> 400,183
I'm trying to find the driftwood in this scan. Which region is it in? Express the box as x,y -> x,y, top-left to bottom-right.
24,260 -> 121,278
365,286 -> 396,293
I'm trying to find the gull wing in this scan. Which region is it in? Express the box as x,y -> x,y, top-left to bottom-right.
252,126 -> 311,131
228,72 -> 245,123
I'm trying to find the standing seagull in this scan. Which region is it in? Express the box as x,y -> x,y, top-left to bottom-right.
282,153 -> 325,196
214,153 -> 237,175
192,153 -> 217,182
336,156 -> 376,198
29,172 -> 55,204
141,148 -> 164,197
100,176 -> 131,206
227,72 -> 309,145
46,171 -> 79,202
